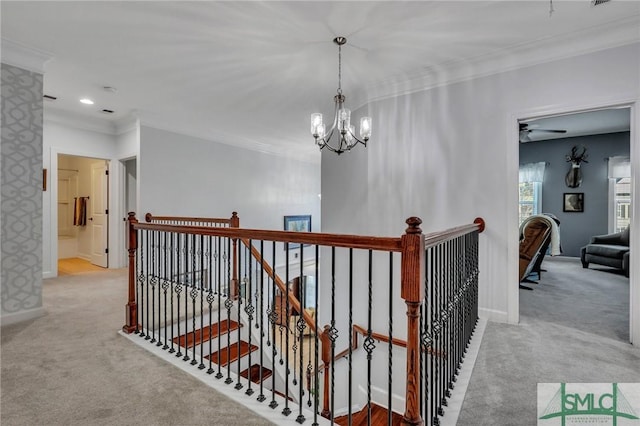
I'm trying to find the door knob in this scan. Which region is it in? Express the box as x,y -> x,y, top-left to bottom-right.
89,217 -> 93,221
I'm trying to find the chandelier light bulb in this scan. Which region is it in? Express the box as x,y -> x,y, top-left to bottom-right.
310,36 -> 371,155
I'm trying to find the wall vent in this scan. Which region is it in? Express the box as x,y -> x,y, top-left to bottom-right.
101,109 -> 114,114
592,0 -> 611,6
43,94 -> 57,101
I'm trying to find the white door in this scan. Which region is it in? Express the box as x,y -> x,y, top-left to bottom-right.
90,162 -> 109,267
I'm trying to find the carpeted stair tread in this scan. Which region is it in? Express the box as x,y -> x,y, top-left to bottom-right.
240,364 -> 272,384
173,320 -> 241,348
335,403 -> 403,426
205,340 -> 258,366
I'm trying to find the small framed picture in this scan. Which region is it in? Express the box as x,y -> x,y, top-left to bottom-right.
563,193 -> 584,213
284,215 -> 311,250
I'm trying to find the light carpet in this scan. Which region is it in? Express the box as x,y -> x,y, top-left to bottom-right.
1,268 -> 274,426
457,256 -> 638,425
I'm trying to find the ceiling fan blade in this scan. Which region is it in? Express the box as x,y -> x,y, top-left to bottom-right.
531,129 -> 567,133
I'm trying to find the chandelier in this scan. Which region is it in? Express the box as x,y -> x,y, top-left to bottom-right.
310,37 -> 371,155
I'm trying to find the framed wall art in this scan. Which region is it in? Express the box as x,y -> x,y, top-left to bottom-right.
563,193 -> 584,213
284,215 -> 311,249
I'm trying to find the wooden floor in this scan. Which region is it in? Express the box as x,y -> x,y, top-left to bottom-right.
58,258 -> 105,275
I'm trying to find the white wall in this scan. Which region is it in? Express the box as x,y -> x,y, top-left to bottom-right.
322,43 -> 640,341
139,126 -> 321,232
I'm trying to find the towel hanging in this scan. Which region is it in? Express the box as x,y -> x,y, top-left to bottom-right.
73,197 -> 88,226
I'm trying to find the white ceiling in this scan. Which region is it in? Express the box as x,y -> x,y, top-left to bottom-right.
2,1 -> 639,161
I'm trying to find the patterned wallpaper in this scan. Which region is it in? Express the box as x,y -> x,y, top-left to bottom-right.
1,63 -> 43,316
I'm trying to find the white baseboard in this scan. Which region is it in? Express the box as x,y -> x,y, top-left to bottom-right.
1,307 -> 45,326
478,307 -> 508,323
43,270 -> 56,279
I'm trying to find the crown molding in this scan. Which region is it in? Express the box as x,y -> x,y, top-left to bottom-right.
44,107 -> 117,136
364,15 -> 640,105
1,38 -> 52,74
114,115 -> 139,135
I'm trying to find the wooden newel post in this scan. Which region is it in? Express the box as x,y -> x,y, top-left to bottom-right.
401,217 -> 425,426
123,212 -> 139,334
320,324 -> 332,419
230,212 -> 239,298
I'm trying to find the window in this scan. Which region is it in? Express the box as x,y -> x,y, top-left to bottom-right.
608,157 -> 631,233
519,181 -> 542,225
519,162 -> 545,225
614,177 -> 631,232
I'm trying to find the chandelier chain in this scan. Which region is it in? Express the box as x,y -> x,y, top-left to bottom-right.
337,43 -> 342,95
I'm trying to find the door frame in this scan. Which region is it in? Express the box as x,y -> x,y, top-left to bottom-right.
49,147 -> 119,277
507,97 -> 640,345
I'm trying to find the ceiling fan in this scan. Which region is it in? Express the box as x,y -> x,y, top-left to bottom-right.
519,122 -> 567,142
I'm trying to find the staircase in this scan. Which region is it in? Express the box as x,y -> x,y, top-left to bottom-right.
335,403 -> 404,426
166,308 -> 294,404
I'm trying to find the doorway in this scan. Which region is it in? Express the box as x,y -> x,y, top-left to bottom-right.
516,107 -> 633,342
57,154 -> 109,271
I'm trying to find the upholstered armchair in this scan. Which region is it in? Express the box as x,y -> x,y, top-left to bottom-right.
580,226 -> 630,277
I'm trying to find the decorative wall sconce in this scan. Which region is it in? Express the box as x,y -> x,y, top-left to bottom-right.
565,145 -> 588,188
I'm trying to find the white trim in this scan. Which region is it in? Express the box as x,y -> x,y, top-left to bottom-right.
0,307 -> 45,327
629,102 -> 640,346
139,120 -> 321,166
509,98 -> 639,345
1,38 -> 52,74
479,307 -> 509,324
45,108 -> 116,135
364,18 -> 640,107
440,318 -> 487,426
118,331 -> 331,425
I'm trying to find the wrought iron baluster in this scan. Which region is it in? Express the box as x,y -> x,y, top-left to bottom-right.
257,240 -> 266,403
313,244 -> 320,426
156,230 -> 162,347
162,232 -> 170,350
235,240 -> 246,391
244,250 -> 256,397
183,235 -> 190,363
144,230 -> 151,341
296,243 -> 305,424
175,233 -> 183,359
188,234 -> 198,365
329,246 -> 337,424
269,241 -> 278,410
138,230 -> 146,338
388,252 -> 394,426
282,246 -> 291,417
348,248 -> 353,426
198,234 -> 206,369
224,236 -> 233,384
206,235 -> 215,375
365,250 -> 375,426
215,236 -> 224,379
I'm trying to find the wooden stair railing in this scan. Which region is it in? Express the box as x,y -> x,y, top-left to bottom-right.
124,212 -> 486,426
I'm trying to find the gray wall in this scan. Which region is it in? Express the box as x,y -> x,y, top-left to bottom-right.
520,132 -> 630,256
1,63 -> 44,322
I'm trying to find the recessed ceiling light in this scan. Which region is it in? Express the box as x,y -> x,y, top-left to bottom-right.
80,98 -> 94,105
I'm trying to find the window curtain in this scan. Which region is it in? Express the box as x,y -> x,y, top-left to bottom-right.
608,156 -> 630,178
519,162 -> 546,183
